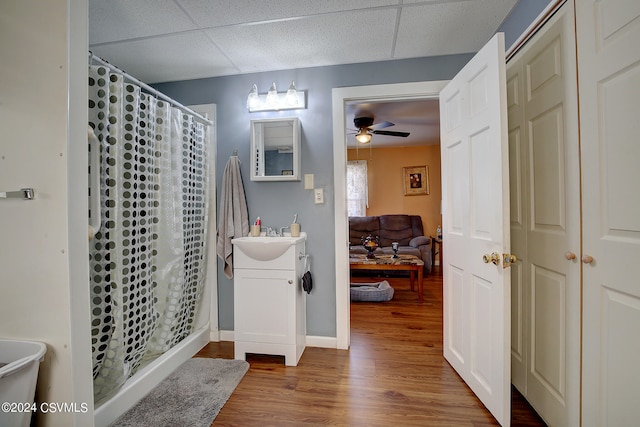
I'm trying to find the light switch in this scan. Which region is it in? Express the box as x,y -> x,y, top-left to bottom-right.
304,174 -> 314,190
314,188 -> 324,204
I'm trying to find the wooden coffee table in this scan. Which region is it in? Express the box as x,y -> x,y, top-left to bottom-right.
349,254 -> 424,303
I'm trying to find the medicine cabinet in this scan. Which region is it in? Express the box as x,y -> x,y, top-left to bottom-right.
250,117 -> 301,181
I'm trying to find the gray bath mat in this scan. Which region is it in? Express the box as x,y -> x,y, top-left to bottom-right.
112,358 -> 249,427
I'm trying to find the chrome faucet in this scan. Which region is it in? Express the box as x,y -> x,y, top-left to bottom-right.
265,226 -> 289,237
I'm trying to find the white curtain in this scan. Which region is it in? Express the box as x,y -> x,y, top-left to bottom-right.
88,66 -> 210,404
347,160 -> 368,217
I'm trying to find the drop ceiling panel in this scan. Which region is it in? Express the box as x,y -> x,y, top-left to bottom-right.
205,9 -> 398,74
90,32 -> 239,83
178,0 -> 400,28
89,0 -> 198,45
395,0 -> 518,58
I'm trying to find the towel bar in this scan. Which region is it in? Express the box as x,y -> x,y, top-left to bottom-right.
0,188 -> 35,200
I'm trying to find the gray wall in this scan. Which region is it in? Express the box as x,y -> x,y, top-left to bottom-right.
498,0 -> 554,49
154,0 -> 549,337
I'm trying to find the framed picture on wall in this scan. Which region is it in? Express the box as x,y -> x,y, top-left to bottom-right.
403,165 -> 429,196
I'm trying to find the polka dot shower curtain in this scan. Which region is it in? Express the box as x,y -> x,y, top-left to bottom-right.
88,66 -> 210,405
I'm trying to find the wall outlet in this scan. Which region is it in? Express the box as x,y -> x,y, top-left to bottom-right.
304,174 -> 314,190
314,188 -> 324,204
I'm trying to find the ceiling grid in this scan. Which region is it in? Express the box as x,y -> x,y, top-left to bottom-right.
89,0 -> 518,84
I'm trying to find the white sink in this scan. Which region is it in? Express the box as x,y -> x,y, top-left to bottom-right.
232,233 -> 306,261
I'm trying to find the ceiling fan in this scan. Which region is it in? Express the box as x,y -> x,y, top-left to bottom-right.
350,116 -> 410,144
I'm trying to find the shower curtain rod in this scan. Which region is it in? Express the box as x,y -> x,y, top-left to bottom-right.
88,52 -> 213,127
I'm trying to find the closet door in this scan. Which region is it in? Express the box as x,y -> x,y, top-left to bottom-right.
507,52 -> 527,396
577,1 -> 640,426
508,3 -> 581,426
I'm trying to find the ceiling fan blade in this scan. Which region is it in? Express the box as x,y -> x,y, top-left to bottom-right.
369,121 -> 394,130
373,130 -> 410,137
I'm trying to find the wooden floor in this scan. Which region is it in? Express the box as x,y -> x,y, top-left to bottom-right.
197,272 -> 546,426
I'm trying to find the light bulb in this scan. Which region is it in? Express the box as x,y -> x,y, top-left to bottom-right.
286,81 -> 298,106
355,129 -> 371,144
246,84 -> 259,110
265,82 -> 279,109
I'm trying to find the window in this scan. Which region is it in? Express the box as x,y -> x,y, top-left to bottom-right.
347,160 -> 368,217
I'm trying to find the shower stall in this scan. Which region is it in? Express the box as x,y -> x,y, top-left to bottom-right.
87,60 -> 215,426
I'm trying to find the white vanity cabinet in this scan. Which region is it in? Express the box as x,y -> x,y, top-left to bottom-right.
232,236 -> 306,366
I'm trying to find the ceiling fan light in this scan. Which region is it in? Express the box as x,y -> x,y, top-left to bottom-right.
266,82 -> 279,108
355,129 -> 372,144
246,84 -> 259,110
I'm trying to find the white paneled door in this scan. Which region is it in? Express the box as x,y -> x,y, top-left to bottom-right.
440,33 -> 511,426
507,3 -> 581,426
577,1 -> 640,425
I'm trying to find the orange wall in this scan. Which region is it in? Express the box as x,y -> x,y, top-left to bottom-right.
348,145 -> 442,238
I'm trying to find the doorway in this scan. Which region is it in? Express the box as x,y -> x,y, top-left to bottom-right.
332,80 -> 448,349
344,98 -> 441,233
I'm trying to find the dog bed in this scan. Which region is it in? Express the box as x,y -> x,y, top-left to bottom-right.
350,280 -> 394,302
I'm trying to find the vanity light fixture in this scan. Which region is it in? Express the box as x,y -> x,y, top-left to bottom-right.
246,81 -> 306,112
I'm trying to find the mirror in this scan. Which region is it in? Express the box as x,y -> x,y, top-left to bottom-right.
250,117 -> 301,181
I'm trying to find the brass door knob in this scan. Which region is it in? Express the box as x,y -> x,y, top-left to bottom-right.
483,252 -> 500,265
565,252 -> 577,260
502,253 -> 517,269
582,255 -> 594,264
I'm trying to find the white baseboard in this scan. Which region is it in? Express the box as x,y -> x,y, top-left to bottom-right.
305,335 -> 338,348
219,330 -> 235,342
217,331 -> 338,349
209,329 -> 221,342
